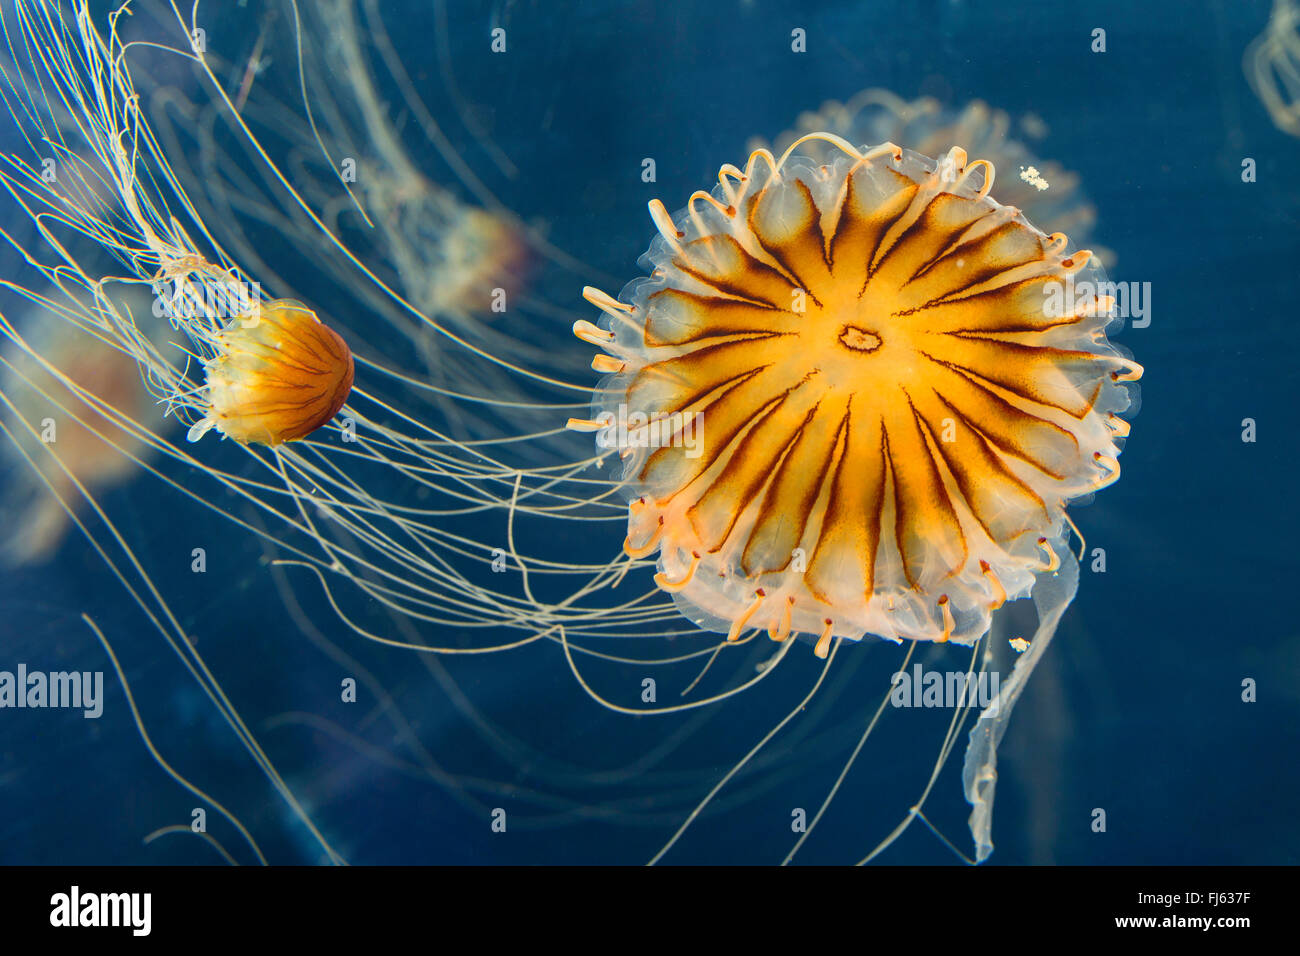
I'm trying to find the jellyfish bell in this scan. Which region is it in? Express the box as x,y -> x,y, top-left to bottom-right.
186,299 -> 355,446
570,133 -> 1142,858
574,135 -> 1141,653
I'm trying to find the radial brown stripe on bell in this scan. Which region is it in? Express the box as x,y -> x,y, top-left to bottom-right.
918,336 -> 1109,420
826,165 -> 917,295
746,177 -> 832,297
673,234 -> 794,307
917,387 -> 1049,545
686,383 -> 819,552
804,407 -> 886,609
638,363 -> 786,496
896,219 -> 1043,308
887,400 -> 968,589
916,277 -> 1083,336
643,288 -> 791,347
740,399 -> 843,577
876,192 -> 994,291
202,299 -> 355,446
907,358 -> 1079,480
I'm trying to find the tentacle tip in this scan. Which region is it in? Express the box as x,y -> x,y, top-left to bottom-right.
186,417 -> 214,442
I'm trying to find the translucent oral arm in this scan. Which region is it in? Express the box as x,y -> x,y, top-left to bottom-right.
962,543 -> 1079,863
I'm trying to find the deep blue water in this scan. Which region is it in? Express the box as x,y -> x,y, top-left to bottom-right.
0,0 -> 1297,865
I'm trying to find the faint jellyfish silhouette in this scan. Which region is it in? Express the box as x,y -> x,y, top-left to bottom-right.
1246,0 -> 1300,135
0,290 -> 167,565
754,90 -> 1108,264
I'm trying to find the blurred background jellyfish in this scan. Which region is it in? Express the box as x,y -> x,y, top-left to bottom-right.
0,288 -> 167,565
753,90 -> 1110,267
1246,0 -> 1300,136
571,135 -> 1140,860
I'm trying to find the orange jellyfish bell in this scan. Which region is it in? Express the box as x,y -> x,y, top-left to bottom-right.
187,298 -> 355,446
571,133 -> 1141,656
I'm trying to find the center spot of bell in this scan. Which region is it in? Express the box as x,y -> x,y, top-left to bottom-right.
839,325 -> 882,352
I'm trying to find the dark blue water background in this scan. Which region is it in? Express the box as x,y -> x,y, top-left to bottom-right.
0,0 -> 1295,864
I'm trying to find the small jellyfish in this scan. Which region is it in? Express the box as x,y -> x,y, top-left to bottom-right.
186,299 -> 354,446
